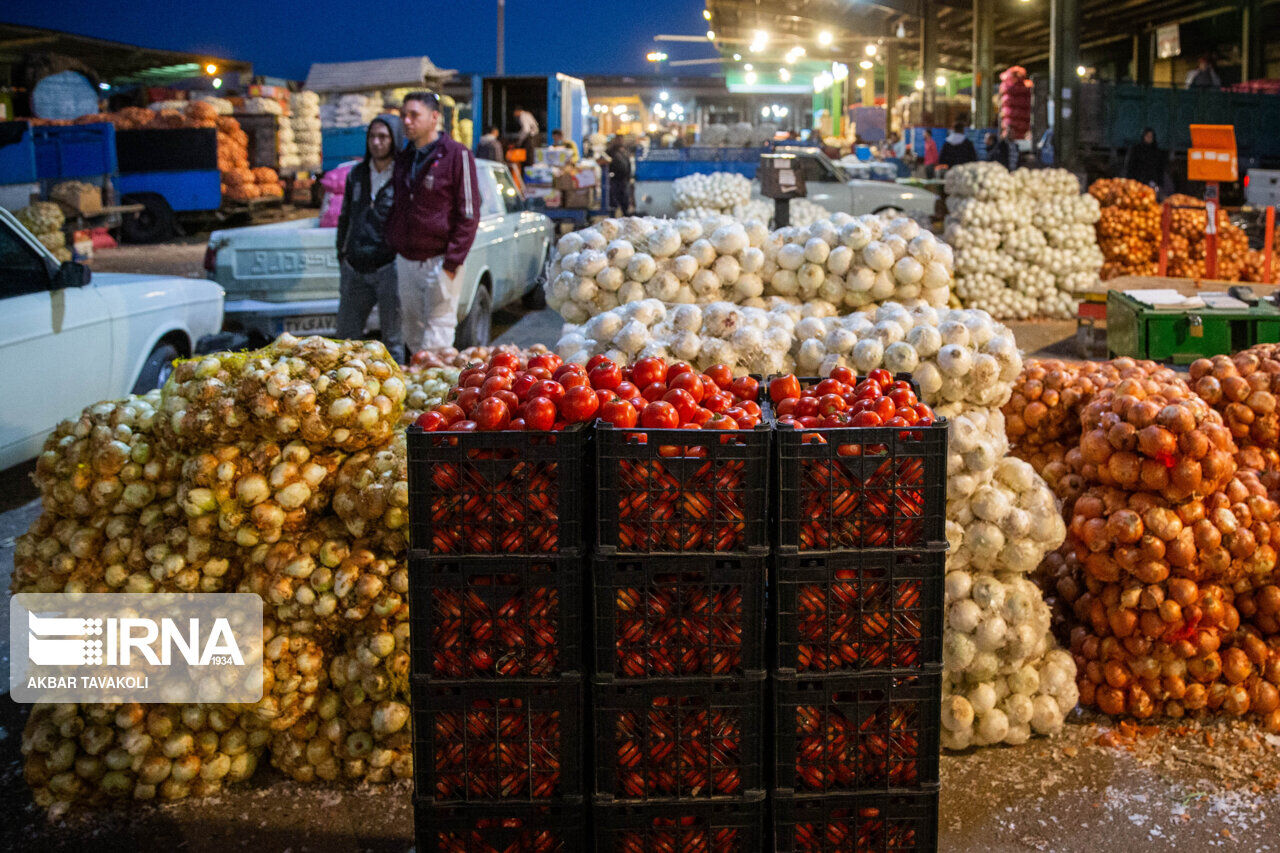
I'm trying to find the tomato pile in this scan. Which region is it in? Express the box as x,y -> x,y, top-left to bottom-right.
434,817 -> 563,853
610,579 -> 747,678
429,583 -> 565,679
614,816 -> 744,853
789,703 -> 923,791
788,805 -> 921,852
610,703 -> 746,798
792,573 -> 926,673
771,369 -> 939,551
432,700 -> 565,800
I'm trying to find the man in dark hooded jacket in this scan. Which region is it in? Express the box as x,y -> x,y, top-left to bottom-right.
336,114 -> 406,360
1124,127 -> 1168,192
938,121 -> 978,169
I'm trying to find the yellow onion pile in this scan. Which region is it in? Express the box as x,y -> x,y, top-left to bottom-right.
332,433 -> 408,540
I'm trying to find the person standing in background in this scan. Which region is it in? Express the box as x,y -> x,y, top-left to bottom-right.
938,121 -> 978,168
987,127 -> 1019,171
477,126 -> 504,161
1124,127 -> 1169,192
550,128 -> 579,162
385,91 -> 481,351
601,135 -> 633,216
1185,55 -> 1222,89
335,114 -> 405,360
513,105 -> 539,159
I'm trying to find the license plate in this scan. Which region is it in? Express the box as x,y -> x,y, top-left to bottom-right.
280,314 -> 336,334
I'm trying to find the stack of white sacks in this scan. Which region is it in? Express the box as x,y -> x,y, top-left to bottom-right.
291,91 -> 322,170
320,93 -> 382,129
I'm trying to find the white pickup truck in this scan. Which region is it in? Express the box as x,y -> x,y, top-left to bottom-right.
634,146 -> 937,220
205,159 -> 553,348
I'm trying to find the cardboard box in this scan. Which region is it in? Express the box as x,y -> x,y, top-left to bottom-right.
553,172 -> 578,191
50,183 -> 103,217
561,188 -> 597,209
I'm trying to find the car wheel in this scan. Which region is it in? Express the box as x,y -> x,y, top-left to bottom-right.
132,342 -> 181,394
522,248 -> 550,309
454,281 -> 492,349
120,193 -> 177,244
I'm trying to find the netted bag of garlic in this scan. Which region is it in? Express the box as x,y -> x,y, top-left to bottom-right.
22,702 -> 269,817
941,649 -> 1079,749
762,213 -> 952,311
178,439 -> 346,548
332,432 -> 407,539
160,335 -> 405,451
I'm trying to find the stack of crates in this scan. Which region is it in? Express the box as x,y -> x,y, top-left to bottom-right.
590,417 -> 771,851
406,423 -> 590,852
770,380 -> 948,852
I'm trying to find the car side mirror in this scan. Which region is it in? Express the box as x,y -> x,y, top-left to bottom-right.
525,196 -> 546,212
55,260 -> 92,289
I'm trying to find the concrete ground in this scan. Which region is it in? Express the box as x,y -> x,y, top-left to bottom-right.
5,249 -> 1255,850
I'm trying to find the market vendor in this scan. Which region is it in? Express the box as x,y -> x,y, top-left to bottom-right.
385,91 -> 481,350
550,128 -> 579,163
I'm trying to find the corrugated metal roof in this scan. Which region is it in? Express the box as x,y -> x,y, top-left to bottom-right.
304,56 -> 456,93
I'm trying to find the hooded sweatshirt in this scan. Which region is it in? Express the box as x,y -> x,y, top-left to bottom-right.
337,114 -> 406,272
939,131 -> 978,168
1124,128 -> 1167,189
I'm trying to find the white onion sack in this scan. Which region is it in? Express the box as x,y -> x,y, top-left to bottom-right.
672,172 -> 752,213
942,649 -> 1079,749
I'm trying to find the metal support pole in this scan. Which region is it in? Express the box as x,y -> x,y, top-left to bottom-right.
972,0 -> 994,128
884,39 -> 900,134
1049,0 -> 1079,169
1134,30 -> 1152,84
920,3 -> 938,123
496,0 -> 505,74
1242,0 -> 1264,82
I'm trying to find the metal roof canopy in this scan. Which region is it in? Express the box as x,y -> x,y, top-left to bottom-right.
704,0 -> 1277,73
0,22 -> 251,84
303,56 -> 456,94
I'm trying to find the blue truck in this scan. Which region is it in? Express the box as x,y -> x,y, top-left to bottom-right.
470,74 -> 587,154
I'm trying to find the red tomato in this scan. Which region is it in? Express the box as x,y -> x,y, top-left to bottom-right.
776,415 -> 801,429
797,415 -> 821,428
561,372 -> 590,391
640,400 -> 679,429
769,374 -> 802,403
631,357 -> 668,389
914,403 -> 934,421
490,352 -> 521,372
669,371 -> 705,403
589,361 -> 622,391
480,376 -> 512,398
600,399 -> 639,428
553,363 -> 584,381
888,387 -> 918,409
642,381 -> 669,403
897,406 -> 920,425
679,422 -> 702,430
667,360 -> 694,379
691,406 -> 714,426
704,364 -> 733,390
525,366 -> 553,382
452,420 -> 478,432
533,380 -> 565,405
523,396 -> 557,431
736,414 -> 758,429
415,411 -> 447,431
829,366 -> 856,386
725,405 -> 747,422
627,396 -> 647,411
559,385 -> 600,423
775,398 -> 797,417
597,388 -> 618,404
663,388 -> 698,422
485,364 -> 515,380
814,378 -> 847,397
874,397 -> 897,421
821,413 -> 852,428
472,397 -> 510,431
436,403 -> 465,425
794,397 -> 820,418
586,354 -> 614,371
527,353 -> 560,372
461,371 -> 486,389
739,400 -> 761,418
493,390 -> 520,412
868,368 -> 893,389
730,375 -> 759,402
512,373 -> 539,401
817,394 -> 846,416
508,418 -> 527,430
616,381 -> 640,399
855,380 -> 882,399
851,398 -> 877,415
706,412 -> 737,430
851,410 -> 882,427
456,387 -> 483,415
703,391 -> 732,413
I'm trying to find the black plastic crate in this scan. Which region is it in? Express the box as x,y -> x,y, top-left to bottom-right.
772,789 -> 939,852
411,673 -> 583,803
409,554 -> 584,680
595,420 -> 769,555
407,423 -> 588,556
593,673 -> 765,802
414,798 -> 585,852
774,548 -> 945,676
772,377 -> 946,553
592,553 -> 765,679
773,670 -> 941,794
593,792 -> 766,853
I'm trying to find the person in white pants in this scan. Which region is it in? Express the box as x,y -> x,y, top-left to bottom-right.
384,91 -> 482,353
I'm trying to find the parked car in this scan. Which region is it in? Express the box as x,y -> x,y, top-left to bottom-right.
634,146 -> 937,219
0,206 -> 224,470
205,160 -> 554,348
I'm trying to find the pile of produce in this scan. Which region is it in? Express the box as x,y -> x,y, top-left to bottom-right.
698,122 -> 777,146
190,95 -> 234,115
291,91 -> 322,170
277,115 -> 300,171
13,334 -> 416,815
999,66 -> 1032,138
1090,178 -> 1265,281
672,172 -> 752,216
16,201 -> 68,260
321,93 -> 382,129
945,163 -> 1103,319
1008,354 -> 1280,730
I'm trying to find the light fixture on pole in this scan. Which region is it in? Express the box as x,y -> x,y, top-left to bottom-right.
205,63 -> 218,74
896,22 -> 906,38
864,44 -> 877,56
659,90 -> 669,101
935,75 -> 947,87
914,78 -> 925,90
706,30 -> 715,40
703,8 -> 711,19
855,77 -> 867,88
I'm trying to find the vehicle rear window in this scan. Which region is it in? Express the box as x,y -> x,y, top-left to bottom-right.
0,225 -> 50,298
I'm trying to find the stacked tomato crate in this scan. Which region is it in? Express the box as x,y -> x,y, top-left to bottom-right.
769,372 -> 948,852
590,366 -> 770,852
405,415 -> 591,852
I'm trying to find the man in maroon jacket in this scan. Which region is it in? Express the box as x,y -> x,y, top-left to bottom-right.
386,91 -> 481,351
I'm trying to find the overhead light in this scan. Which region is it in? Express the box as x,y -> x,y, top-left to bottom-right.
762,106 -> 771,117
205,63 -> 218,74
744,63 -> 753,71
859,59 -> 874,70
896,22 -> 906,38
707,30 -> 715,40
818,30 -> 833,47
212,77 -> 223,89
935,75 -> 947,87
646,51 -> 668,62
703,8 -> 711,19
732,53 -> 741,61
914,78 -> 925,90
613,104 -> 626,115
750,29 -> 768,52
779,67 -> 791,82
1076,65 -> 1087,77
98,82 -> 110,91
832,62 -> 848,81
660,90 -> 669,100
855,77 -> 867,88
814,72 -> 833,92
778,106 -> 789,116
745,71 -> 757,84
865,44 -> 877,56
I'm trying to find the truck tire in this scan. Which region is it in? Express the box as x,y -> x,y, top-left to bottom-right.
131,341 -> 181,393
121,193 -> 177,244
454,280 -> 492,349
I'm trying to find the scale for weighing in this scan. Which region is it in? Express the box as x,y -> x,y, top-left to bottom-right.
1106,287 -> 1280,363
